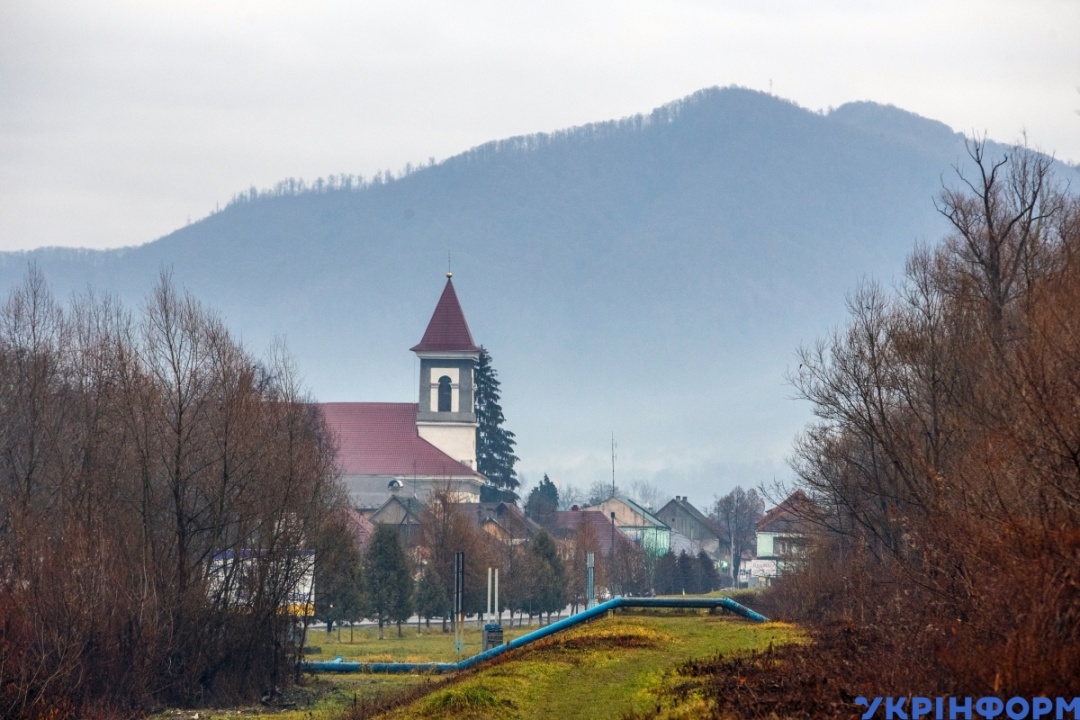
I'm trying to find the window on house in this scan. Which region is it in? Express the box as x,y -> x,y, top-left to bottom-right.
437,375 -> 452,412
775,536 -> 807,557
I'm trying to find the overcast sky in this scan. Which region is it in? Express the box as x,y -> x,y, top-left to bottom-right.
1,0 -> 1078,253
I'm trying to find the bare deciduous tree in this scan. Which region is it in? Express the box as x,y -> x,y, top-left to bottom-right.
710,487 -> 764,581
777,141 -> 1080,693
0,270 -> 341,718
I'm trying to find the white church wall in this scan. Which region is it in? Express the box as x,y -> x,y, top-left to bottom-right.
417,422 -> 477,469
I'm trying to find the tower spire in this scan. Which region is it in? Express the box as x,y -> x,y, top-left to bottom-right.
413,276 -> 481,470
410,276 -> 479,353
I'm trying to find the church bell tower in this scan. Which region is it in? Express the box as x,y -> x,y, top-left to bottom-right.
411,273 -> 480,469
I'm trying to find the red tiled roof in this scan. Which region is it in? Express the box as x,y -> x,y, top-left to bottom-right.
458,502 -> 543,539
552,509 -> 617,555
318,402 -> 482,479
340,507 -> 375,549
756,490 -> 813,533
410,277 -> 480,353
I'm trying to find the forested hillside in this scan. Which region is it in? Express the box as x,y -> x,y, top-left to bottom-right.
2,87 -> 1074,493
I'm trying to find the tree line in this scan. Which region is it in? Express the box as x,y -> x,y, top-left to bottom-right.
223,159 -> 439,211
773,141 -> 1080,693
525,474 -> 762,586
0,270 -> 341,719
653,549 -> 720,596
318,490 -> 595,637
316,481 -> 742,641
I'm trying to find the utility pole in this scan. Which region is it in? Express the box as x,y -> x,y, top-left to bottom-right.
609,511 -> 616,595
586,552 -> 595,609
454,552 -> 464,656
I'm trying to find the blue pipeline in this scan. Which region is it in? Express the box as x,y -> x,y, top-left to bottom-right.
302,595 -> 768,675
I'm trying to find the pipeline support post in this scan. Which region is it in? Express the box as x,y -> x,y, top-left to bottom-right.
483,567 -> 503,651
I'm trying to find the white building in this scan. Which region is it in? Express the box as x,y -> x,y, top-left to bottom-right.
317,274 -> 488,512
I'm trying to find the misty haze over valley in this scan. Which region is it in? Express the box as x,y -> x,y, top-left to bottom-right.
3,87 -> 1077,503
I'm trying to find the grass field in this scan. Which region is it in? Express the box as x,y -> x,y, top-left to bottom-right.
153,604 -> 799,720
351,609 -> 800,720
305,620 -> 539,664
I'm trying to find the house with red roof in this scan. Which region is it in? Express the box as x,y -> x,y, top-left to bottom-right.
752,489 -> 814,583
550,507 -> 619,557
458,502 -> 543,545
317,274 -> 489,512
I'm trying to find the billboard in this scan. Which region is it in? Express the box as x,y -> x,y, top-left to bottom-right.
208,549 -> 315,617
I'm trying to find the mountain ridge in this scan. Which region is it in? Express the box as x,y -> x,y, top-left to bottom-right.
2,86 -> 1074,501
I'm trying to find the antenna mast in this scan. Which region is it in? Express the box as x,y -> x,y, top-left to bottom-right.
611,433 -> 617,498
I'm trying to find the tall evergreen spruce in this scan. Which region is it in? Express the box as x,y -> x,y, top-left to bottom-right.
414,564 -> 449,631
475,347 -> 520,502
362,525 -> 413,639
530,530 -> 568,622
314,528 -> 365,634
654,551 -> 678,595
695,549 -> 720,593
676,550 -> 698,594
524,474 -> 559,527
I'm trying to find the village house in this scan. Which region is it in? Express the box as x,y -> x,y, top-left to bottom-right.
585,496 -> 671,557
656,495 -> 729,567
752,489 -> 813,584
550,506 -> 619,558
458,501 -> 543,545
366,489 -> 426,547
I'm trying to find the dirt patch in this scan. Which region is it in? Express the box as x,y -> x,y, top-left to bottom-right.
149,680 -> 340,718
634,625 -> 890,719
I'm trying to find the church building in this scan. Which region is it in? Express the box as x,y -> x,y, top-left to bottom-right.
318,274 -> 489,512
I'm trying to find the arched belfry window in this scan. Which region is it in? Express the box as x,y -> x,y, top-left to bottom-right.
437,375 -> 452,412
